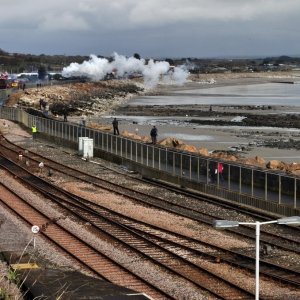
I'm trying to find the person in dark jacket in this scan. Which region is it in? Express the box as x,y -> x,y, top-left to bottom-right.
112,118 -> 119,135
150,125 -> 158,144
209,161 -> 217,183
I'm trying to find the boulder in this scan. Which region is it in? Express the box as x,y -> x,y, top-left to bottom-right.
286,162 -> 300,172
158,137 -> 184,148
176,144 -> 198,153
254,156 -> 266,165
226,155 -> 238,162
289,169 -> 300,176
266,160 -> 287,170
239,156 -> 265,167
121,130 -> 149,142
89,123 -> 112,131
198,147 -> 209,156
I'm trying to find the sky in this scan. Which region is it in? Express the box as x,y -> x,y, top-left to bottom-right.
1,0 -> 300,59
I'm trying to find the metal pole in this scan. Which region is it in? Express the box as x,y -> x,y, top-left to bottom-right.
265,173 -> 268,200
152,146 -> 155,168
197,158 -> 200,182
255,221 -> 260,300
251,169 -> 254,196
159,148 -> 161,170
189,156 -> 192,180
239,166 -> 242,193
295,178 -> 297,209
278,175 -> 281,204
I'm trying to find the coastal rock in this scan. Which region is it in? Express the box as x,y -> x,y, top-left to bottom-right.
286,162 -> 300,172
158,137 -> 184,148
121,130 -> 150,142
266,160 -> 287,170
176,144 -> 198,153
255,156 -> 266,165
88,123 -> 112,131
198,147 -> 209,156
239,156 -> 266,167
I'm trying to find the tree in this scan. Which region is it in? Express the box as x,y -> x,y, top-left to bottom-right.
38,65 -> 47,80
133,53 -> 141,60
165,58 -> 174,66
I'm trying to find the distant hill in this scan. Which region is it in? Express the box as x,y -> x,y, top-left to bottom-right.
0,49 -> 89,74
1,48 -> 299,75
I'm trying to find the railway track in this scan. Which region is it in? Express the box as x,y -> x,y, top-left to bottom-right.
0,183 -> 168,300
0,159 -> 255,299
0,152 -> 299,299
1,136 -> 299,256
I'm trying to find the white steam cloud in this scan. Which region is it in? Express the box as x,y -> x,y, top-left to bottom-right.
62,52 -> 189,87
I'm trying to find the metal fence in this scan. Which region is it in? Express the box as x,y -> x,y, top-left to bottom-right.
1,107 -> 299,215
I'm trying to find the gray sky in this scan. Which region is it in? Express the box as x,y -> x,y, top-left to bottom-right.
1,0 -> 300,58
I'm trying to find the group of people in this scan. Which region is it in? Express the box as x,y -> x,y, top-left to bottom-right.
112,118 -> 158,145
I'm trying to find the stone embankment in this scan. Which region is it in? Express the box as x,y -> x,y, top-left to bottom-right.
7,80 -> 144,116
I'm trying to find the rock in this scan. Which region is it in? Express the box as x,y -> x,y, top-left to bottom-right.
198,147 -> 209,156
255,156 -> 266,165
266,160 -> 287,170
176,144 -> 198,153
88,123 -> 112,131
286,162 -> 300,172
158,137 -> 184,148
289,169 -> 300,176
226,155 -> 238,162
121,130 -> 150,142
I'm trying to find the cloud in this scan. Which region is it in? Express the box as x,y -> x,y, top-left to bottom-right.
38,13 -> 90,31
1,1 -> 300,57
2,1 -> 300,30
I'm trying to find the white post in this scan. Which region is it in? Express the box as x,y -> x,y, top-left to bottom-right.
255,221 -> 260,300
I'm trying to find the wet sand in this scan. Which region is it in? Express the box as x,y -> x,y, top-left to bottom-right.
111,74 -> 300,163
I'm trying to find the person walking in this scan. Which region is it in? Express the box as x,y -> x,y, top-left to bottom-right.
112,118 -> 119,135
63,109 -> 68,122
150,125 -> 158,144
217,162 -> 224,181
209,161 -> 217,183
32,124 -> 37,140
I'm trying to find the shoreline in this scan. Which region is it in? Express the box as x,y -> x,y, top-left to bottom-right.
112,73 -> 300,164
3,72 -> 300,164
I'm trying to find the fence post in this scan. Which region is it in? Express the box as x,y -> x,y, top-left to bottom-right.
189,155 -> 192,180
251,169 -> 254,196
147,145 -> 149,166
197,157 -> 200,182
278,175 -> 281,205
239,166 -> 242,193
159,148 -> 161,170
152,146 -> 155,168
294,178 -> 297,209
265,173 -> 268,201
173,152 -> 175,176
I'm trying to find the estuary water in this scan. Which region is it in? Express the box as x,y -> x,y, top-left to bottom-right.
109,81 -> 300,162
128,82 -> 300,107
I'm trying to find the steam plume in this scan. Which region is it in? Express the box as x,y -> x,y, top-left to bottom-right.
62,53 -> 189,87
